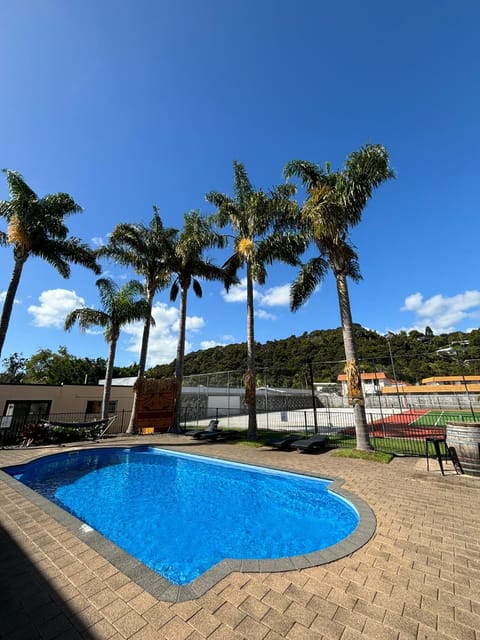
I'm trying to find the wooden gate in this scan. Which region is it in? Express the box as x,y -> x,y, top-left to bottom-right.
134,378 -> 179,433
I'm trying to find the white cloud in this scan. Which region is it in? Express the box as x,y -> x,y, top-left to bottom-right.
185,315 -> 205,331
261,284 -> 291,307
221,278 -> 260,303
0,291 -> 20,305
122,302 -> 205,367
401,290 -> 480,333
91,236 -> 105,247
200,340 -> 225,350
222,279 -> 291,313
28,289 -> 85,328
255,309 -> 277,320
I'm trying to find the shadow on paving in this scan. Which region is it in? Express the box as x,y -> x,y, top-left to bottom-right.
0,523 -> 96,640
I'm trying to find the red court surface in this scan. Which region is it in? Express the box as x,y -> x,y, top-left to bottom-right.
342,410 -> 446,439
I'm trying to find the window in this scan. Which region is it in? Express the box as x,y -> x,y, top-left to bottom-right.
85,400 -> 117,417
2,400 -> 51,429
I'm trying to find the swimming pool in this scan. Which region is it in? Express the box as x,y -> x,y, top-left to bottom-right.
3,446 -> 376,600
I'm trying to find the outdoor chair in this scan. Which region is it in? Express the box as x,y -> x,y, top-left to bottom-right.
291,434 -> 327,453
189,419 -> 220,439
192,428 -> 240,442
263,434 -> 300,451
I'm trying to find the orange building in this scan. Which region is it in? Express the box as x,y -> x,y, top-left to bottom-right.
381,375 -> 480,396
337,372 -> 402,397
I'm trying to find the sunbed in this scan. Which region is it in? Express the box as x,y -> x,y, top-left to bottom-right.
193,429 -> 240,442
264,434 -> 300,451
188,419 -> 219,438
291,434 -> 327,453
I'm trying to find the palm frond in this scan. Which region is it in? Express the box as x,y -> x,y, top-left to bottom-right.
41,193 -> 82,221
328,240 -> 362,281
255,231 -> 307,267
169,279 -> 180,302
233,161 -> 254,205
205,190 -> 230,208
0,199 -> 13,220
36,238 -> 101,276
3,170 -> 37,201
98,212 -> 177,301
206,192 -> 240,230
95,277 -> 118,310
64,308 -> 108,332
192,278 -> 203,298
290,256 -> 329,311
223,251 -> 244,274
253,263 -> 267,285
341,143 -> 395,225
283,160 -> 325,191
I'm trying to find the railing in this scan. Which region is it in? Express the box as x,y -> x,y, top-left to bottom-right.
0,411 -> 132,446
2,403 -> 477,459
182,404 -> 478,457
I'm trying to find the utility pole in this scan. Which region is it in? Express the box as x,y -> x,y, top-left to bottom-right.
435,342 -> 476,421
386,333 -> 403,413
306,359 -> 318,433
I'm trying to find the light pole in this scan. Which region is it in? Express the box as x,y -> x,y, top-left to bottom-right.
386,333 -> 403,412
435,343 -> 476,421
306,359 -> 318,433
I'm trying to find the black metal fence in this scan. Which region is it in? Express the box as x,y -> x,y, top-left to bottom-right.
0,410 -> 132,446
1,401 -> 476,460
182,403 -> 476,457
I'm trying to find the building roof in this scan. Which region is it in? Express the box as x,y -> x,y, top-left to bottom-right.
421,375 -> 480,384
337,372 -> 388,381
382,383 -> 480,394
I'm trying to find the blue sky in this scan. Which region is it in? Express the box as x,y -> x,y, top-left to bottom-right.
1,0 -> 479,368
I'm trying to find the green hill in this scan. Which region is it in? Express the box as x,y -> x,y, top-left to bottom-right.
147,326 -> 480,388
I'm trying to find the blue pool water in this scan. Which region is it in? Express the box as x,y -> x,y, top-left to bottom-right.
6,447 -> 359,585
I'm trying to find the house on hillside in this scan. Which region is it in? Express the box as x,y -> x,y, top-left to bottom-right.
381,375 -> 480,397
337,371 -> 403,397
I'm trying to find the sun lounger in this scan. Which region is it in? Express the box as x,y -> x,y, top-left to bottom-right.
189,419 -> 220,439
291,434 -> 327,453
193,429 -> 240,442
264,434 -> 300,451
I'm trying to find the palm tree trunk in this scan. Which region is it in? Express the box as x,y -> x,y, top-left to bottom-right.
126,295 -> 153,434
172,286 -> 188,433
245,261 -> 258,439
102,339 -> 117,420
0,254 -> 27,358
335,272 -> 372,451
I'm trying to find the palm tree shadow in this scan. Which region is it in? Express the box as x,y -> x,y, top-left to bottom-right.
0,522 -> 96,639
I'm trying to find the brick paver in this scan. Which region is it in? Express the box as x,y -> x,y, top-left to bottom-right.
1,435 -> 479,639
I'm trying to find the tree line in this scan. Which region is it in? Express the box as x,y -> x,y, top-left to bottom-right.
0,144 -> 394,448
4,326 -> 479,390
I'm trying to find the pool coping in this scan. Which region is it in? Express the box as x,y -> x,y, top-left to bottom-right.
0,445 -> 376,603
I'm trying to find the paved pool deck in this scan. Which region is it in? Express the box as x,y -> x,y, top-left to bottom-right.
1,435 -> 479,640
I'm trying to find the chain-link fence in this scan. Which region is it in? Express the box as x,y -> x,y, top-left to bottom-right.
2,363 -> 479,457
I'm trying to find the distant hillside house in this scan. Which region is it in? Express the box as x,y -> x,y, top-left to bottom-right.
337,372 -> 402,397
382,375 -> 480,396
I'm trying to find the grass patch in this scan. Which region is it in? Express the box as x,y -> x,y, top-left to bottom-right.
330,448 -> 393,463
236,439 -> 264,448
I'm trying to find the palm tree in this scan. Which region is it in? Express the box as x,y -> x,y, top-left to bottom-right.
206,161 -> 306,439
97,207 -> 177,433
0,169 -> 100,357
166,210 -> 236,433
284,143 -> 395,451
64,278 -> 152,419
